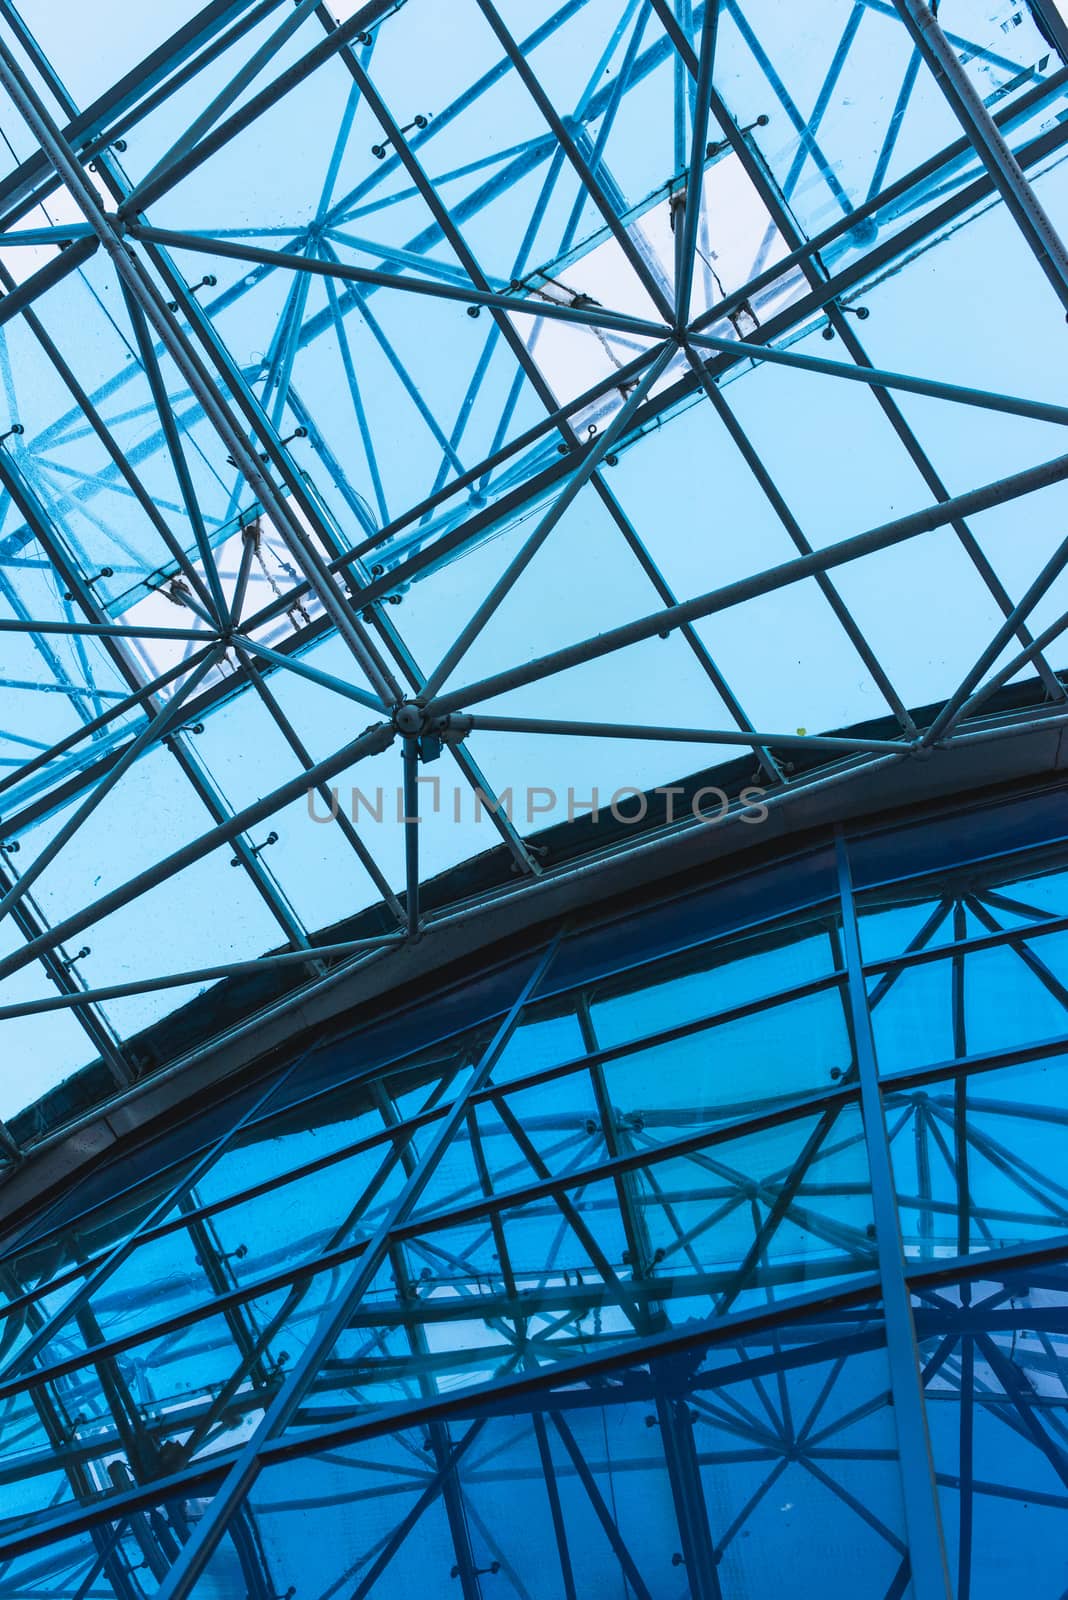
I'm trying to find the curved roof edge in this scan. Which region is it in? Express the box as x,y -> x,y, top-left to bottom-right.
3,677 -> 1068,1239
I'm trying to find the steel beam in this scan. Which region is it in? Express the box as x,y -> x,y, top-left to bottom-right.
894,0 -> 1068,312
425,449 -> 1068,717
836,832 -> 951,1600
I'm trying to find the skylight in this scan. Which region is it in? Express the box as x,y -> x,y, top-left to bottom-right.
0,0 -> 1066,1144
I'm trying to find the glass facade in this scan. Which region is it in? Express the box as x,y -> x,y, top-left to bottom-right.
1,1 -> 1068,1595
0,0 -> 1067,1137
0,784 -> 1065,1596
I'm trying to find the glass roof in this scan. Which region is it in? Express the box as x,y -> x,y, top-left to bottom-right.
0,0 -> 1067,1137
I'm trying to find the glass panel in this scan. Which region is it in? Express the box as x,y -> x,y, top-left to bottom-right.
198,1298 -> 909,1600
916,1261 -> 1068,1599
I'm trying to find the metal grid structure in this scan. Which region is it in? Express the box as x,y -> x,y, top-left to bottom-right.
0,785 -> 1068,1598
0,0 -> 1067,1150
1,3 -> 1068,1593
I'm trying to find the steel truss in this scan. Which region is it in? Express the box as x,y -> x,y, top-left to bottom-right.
0,799 -> 1063,1594
0,4 -> 1065,1592
0,0 -> 1060,1153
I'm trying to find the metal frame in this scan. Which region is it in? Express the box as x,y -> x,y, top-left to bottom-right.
0,4 -> 1061,1116
0,786 -> 1067,1595
0,4 -> 1066,1588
